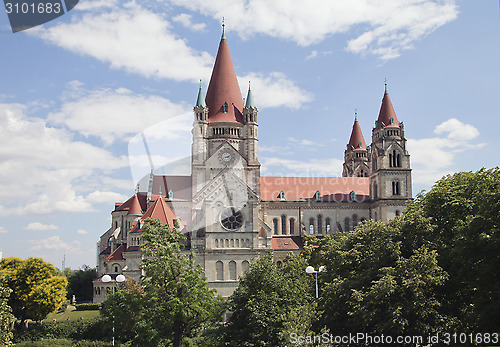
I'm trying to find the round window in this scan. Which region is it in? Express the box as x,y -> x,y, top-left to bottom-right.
220,207 -> 243,231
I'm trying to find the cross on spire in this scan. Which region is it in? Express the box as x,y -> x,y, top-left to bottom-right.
221,17 -> 226,39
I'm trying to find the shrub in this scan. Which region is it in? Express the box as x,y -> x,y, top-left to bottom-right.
75,303 -> 101,311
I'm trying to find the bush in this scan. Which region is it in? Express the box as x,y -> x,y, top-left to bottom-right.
15,338 -> 114,346
13,318 -> 110,343
75,303 -> 101,311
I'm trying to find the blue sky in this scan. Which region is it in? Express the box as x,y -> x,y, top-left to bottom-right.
0,0 -> 498,269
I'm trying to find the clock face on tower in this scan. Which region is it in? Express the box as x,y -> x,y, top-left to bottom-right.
222,152 -> 232,162
220,207 -> 243,231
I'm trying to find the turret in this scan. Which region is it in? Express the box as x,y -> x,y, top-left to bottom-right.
343,112 -> 370,177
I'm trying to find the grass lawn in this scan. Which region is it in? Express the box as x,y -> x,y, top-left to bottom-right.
42,305 -> 100,323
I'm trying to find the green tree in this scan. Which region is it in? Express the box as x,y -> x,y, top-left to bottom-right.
140,218 -> 225,347
0,280 -> 15,345
417,167 -> 500,331
311,215 -> 448,337
222,253 -> 315,347
67,265 -> 97,303
100,278 -> 144,344
0,257 -> 67,323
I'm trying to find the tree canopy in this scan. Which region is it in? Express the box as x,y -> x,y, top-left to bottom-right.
222,253 -> 316,346
0,280 -> 15,345
0,257 -> 67,323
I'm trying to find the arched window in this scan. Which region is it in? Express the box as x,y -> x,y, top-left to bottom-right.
326,218 -> 331,233
309,218 -> 314,235
216,261 -> 224,281
273,218 -> 278,235
242,260 -> 250,273
395,210 -> 400,217
317,215 -> 323,234
344,217 -> 350,232
222,101 -> 228,113
114,266 -> 118,273
352,215 -> 358,228
229,261 -> 236,281
289,218 -> 295,235
281,215 -> 287,235
215,239 -> 219,248
392,181 -> 400,195
389,153 -> 393,167
396,154 -> 401,167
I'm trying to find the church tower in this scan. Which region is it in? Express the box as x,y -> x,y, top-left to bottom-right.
369,83 -> 412,221
343,112 -> 370,178
190,25 -> 267,297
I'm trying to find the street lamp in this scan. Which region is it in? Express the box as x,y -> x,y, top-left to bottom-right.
102,274 -> 125,346
306,266 -> 325,299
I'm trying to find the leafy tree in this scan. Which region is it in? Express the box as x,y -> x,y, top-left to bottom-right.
417,167 -> 500,331
100,278 -> 144,344
222,253 -> 315,347
67,265 -> 97,303
0,280 -> 15,345
139,218 -> 225,347
0,257 -> 67,323
311,215 -> 448,337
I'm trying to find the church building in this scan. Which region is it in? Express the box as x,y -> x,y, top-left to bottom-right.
93,28 -> 412,302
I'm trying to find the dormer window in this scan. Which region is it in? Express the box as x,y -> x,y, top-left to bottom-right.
168,190 -> 174,201
390,117 -> 394,125
223,102 -> 228,113
350,191 -> 356,201
358,141 -> 363,148
315,191 -> 321,201
279,190 -> 285,201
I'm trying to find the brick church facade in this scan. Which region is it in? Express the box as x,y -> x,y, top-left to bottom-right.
93,29 -> 412,302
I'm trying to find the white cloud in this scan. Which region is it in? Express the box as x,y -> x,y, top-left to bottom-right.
49,84 -> 190,145
171,0 -> 458,60
288,137 -> 324,147
34,3 -> 213,82
408,118 -> 484,186
25,222 -> 59,231
86,191 -> 128,204
0,102 -> 128,215
28,235 -> 82,254
306,50 -> 318,61
238,72 -> 312,109
261,157 -> 343,177
77,229 -> 89,235
0,227 -> 7,234
172,13 -> 207,31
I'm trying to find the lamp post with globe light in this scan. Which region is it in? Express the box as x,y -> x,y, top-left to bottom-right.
101,274 -> 125,346
305,266 -> 325,299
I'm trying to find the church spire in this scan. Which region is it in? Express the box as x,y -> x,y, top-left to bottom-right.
348,113 -> 367,150
196,80 -> 206,107
376,82 -> 399,128
245,81 -> 255,108
205,24 -> 244,123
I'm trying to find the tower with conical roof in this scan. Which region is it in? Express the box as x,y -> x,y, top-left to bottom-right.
343,112 -> 370,177
189,24 -> 267,297
369,83 -> 412,221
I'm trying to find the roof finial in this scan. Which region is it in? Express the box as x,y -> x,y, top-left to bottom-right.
135,183 -> 140,195
221,17 -> 226,39
355,108 -> 358,121
158,185 -> 162,197
384,78 -> 388,94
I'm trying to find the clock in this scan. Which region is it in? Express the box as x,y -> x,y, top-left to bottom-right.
220,207 -> 243,231
219,151 -> 233,165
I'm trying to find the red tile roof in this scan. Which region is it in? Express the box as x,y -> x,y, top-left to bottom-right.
116,194 -> 143,215
272,236 -> 304,251
106,245 -> 125,260
140,196 -> 179,229
377,91 -> 399,128
125,246 -> 140,252
348,119 -> 367,150
260,176 -> 369,202
205,37 -> 244,124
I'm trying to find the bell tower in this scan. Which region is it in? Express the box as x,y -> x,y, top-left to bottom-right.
189,25 -> 267,297
369,83 -> 412,222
